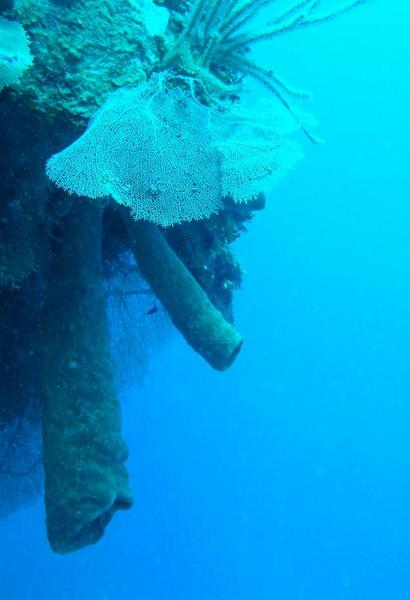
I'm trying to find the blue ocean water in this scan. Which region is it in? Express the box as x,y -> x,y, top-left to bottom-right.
1,1 -> 410,599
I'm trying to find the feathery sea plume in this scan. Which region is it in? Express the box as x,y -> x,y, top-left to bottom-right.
160,0 -> 371,141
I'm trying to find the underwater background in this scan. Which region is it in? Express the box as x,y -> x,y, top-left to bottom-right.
1,0 -> 410,599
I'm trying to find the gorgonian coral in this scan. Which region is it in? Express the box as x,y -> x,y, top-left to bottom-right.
46,73 -> 304,224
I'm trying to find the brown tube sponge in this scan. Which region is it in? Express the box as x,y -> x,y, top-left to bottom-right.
122,215 -> 243,371
42,198 -> 133,554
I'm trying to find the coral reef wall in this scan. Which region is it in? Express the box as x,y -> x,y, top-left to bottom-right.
0,0 -> 261,533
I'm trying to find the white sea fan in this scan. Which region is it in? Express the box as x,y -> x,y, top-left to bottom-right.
46,74 -> 309,226
219,135 -> 303,203
0,17 -> 32,91
46,75 -> 223,227
209,97 -> 307,203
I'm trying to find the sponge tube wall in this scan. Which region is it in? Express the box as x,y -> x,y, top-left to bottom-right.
42,198 -> 133,554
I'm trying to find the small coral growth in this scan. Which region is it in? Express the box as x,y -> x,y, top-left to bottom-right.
0,16 -> 32,91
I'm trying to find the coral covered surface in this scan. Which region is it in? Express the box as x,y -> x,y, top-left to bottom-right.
0,0 -> 369,552
0,0 -> 263,550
